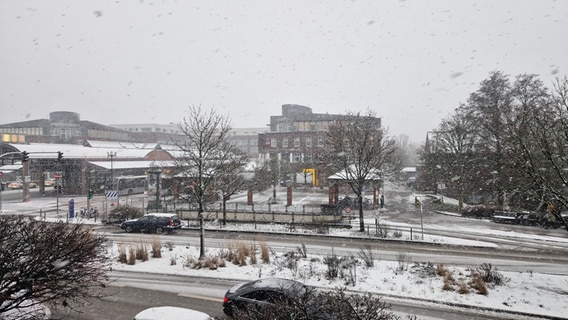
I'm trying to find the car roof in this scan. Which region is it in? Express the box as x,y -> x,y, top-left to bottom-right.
230,278 -> 305,294
147,213 -> 178,218
134,306 -> 211,320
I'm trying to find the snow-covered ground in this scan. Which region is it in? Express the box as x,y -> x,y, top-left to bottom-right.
3,194 -> 568,319
109,225 -> 568,320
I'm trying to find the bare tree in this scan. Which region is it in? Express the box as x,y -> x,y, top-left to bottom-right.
421,110 -> 479,211
326,110 -> 400,232
268,157 -> 285,202
176,105 -> 232,258
214,141 -> 250,226
459,71 -> 516,208
0,216 -> 109,319
508,75 -> 568,230
250,161 -> 271,193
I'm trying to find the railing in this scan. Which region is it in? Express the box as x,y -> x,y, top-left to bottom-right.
176,208 -> 347,225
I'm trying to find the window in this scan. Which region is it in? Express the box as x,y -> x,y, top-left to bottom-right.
306,137 -> 312,147
270,138 -> 277,148
294,137 -> 300,147
282,138 -> 288,148
60,129 -> 71,140
305,153 -> 313,162
293,153 -> 301,162
317,136 -> 324,147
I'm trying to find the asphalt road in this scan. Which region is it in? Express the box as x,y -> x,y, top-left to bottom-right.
51,271 -> 552,320
6,184 -> 568,319
50,280 -> 226,320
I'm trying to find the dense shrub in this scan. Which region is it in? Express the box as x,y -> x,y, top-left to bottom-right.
0,215 -> 109,317
104,205 -> 144,224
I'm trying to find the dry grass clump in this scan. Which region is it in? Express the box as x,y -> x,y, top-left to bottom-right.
434,262 -> 504,295
469,271 -> 488,295
477,263 -> 507,286
237,243 -> 247,266
442,272 -> 456,291
117,244 -> 128,264
436,263 -> 449,277
184,254 -> 226,270
224,241 -> 259,266
260,241 -> 270,264
151,237 -> 162,258
128,245 -> 136,265
250,244 -> 258,265
457,281 -> 471,294
135,242 -> 149,261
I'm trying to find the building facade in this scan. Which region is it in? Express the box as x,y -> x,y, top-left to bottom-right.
258,104 -> 382,186
0,111 -> 130,144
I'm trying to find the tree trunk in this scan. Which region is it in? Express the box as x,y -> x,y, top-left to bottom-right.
358,195 -> 364,232
199,210 -> 205,259
222,198 -> 227,226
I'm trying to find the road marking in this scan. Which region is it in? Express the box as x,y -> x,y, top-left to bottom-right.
178,292 -> 223,302
108,282 -> 126,288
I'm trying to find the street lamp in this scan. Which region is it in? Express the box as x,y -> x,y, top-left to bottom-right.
147,169 -> 162,211
107,151 -> 117,190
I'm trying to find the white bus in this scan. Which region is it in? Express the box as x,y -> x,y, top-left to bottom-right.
115,175 -> 147,196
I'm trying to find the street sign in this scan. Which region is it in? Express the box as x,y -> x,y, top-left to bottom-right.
69,198 -> 75,218
54,173 -> 62,180
106,191 -> 119,200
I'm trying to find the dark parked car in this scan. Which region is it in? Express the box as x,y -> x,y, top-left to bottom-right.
223,278 -> 309,318
491,211 -> 519,224
119,213 -> 181,234
223,278 -> 341,319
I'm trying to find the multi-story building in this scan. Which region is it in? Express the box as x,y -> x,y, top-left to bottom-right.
110,123 -> 267,158
258,104 -> 382,186
109,122 -> 183,135
0,111 -> 130,144
228,127 -> 268,158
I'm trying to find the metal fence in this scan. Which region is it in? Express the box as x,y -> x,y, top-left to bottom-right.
176,208 -> 346,225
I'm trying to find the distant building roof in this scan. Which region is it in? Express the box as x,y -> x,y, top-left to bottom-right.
327,165 -> 382,181
8,143 -> 154,160
83,140 -> 159,149
89,160 -> 175,170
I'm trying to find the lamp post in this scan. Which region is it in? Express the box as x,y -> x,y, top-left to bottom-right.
107,151 -> 117,190
147,169 -> 162,211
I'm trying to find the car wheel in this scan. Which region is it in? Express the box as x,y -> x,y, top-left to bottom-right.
156,227 -> 163,234
125,226 -> 133,233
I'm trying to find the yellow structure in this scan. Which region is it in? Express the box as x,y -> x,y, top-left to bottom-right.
302,168 -> 317,187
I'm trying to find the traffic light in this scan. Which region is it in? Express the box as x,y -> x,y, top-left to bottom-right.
21,151 -> 29,162
88,189 -> 94,199
57,151 -> 64,162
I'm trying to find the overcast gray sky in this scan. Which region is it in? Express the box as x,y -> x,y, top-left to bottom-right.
1,0 -> 566,142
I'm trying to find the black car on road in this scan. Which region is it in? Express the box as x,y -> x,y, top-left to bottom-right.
223,278 -> 338,320
119,213 -> 181,234
223,278 -> 306,317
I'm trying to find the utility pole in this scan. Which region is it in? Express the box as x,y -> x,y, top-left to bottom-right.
0,170 -> 3,212
21,151 -> 30,202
